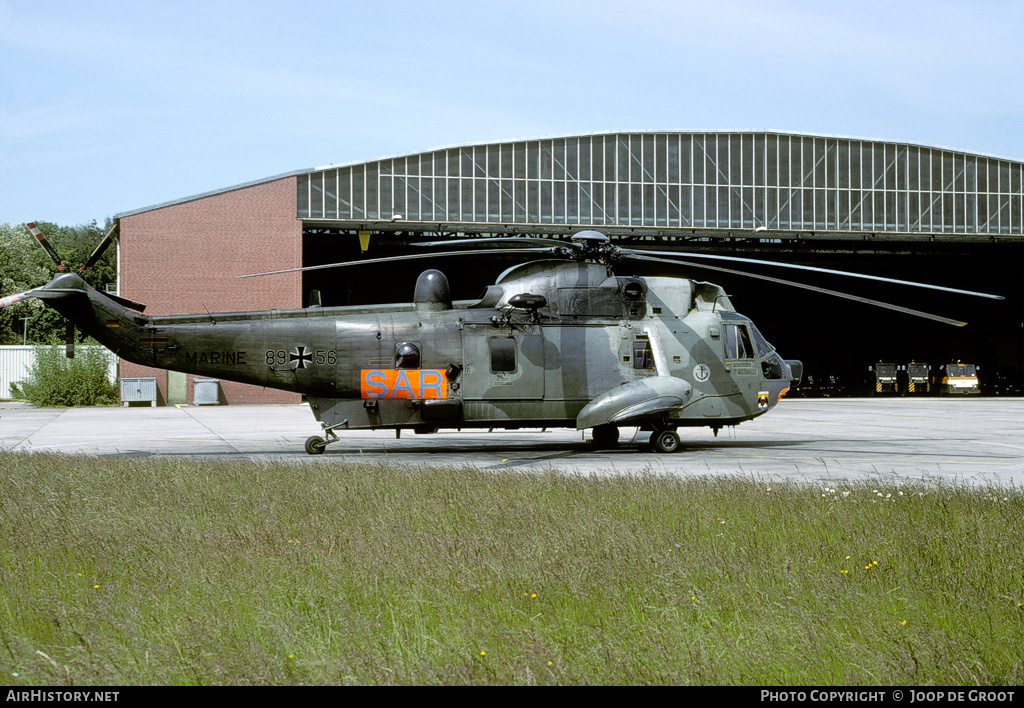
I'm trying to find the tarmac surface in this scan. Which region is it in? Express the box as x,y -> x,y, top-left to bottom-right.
2,398 -> 1023,486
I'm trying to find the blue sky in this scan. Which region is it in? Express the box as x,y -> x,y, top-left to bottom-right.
3,0 -> 1024,226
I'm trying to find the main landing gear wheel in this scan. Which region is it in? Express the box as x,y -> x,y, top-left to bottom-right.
305,435 -> 327,455
649,430 -> 681,454
591,424 -> 620,449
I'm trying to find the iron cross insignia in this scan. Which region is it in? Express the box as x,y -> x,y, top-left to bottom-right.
290,346 -> 312,369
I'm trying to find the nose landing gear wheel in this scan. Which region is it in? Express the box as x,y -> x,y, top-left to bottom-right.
305,435 -> 327,455
649,430 -> 681,453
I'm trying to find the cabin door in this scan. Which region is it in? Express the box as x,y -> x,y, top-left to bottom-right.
461,325 -> 545,400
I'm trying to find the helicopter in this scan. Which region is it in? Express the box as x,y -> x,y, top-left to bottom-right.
1,224 -> 1004,454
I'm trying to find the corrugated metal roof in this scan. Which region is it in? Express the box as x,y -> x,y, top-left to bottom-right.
116,130 -> 1024,220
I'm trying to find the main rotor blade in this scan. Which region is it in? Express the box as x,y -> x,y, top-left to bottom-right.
0,288 -> 41,309
627,253 -> 969,327
0,286 -> 81,308
237,247 -> 562,278
621,247 -> 1003,301
78,221 -> 120,275
411,237 -> 579,249
26,222 -> 66,272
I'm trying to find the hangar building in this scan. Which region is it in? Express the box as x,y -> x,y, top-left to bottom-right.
115,131 -> 1024,404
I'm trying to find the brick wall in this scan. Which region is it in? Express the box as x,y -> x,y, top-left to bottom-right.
119,177 -> 302,405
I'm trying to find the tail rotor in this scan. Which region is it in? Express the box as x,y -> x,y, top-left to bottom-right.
26,222 -> 67,272
77,222 -> 119,276
3,221 -> 137,356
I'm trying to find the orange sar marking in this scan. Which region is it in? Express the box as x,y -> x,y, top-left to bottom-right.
360,369 -> 447,399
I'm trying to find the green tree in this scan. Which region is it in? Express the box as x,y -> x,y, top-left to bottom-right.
0,223 -> 49,344
0,220 -> 117,345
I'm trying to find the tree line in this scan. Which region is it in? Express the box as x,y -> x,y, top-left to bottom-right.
0,220 -> 117,345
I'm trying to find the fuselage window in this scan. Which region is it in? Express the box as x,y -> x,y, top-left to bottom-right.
490,338 -> 516,373
395,342 -> 421,369
724,324 -> 755,360
633,340 -> 656,370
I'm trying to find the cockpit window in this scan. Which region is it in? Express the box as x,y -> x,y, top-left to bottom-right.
747,321 -> 774,354
724,324 -> 756,359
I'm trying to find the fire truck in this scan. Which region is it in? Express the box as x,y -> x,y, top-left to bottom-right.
933,362 -> 981,395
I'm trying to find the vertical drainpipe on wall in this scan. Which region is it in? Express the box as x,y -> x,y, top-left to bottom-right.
115,220 -> 122,384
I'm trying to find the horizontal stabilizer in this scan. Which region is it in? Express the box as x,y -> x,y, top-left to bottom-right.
100,291 -> 147,312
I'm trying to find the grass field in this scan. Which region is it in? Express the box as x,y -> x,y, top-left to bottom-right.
1,451 -> 1022,685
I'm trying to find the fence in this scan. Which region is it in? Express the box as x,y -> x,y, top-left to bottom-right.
0,346 -> 119,399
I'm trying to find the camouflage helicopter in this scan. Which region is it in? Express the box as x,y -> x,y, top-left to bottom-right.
1,225 -> 1003,454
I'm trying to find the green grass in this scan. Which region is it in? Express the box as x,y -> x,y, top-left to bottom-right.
1,452 -> 1022,685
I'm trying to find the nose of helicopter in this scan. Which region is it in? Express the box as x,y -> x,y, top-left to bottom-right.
785,360 -> 803,388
